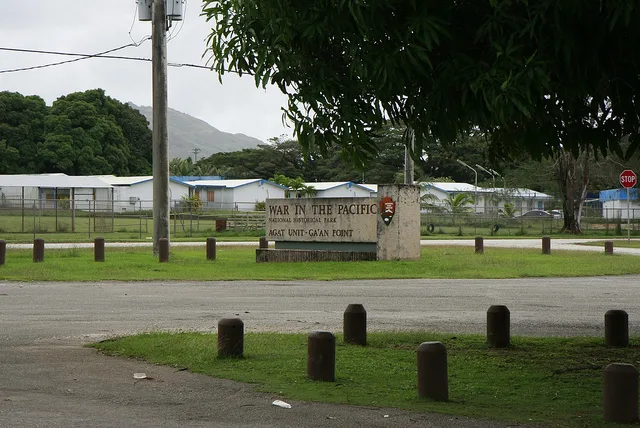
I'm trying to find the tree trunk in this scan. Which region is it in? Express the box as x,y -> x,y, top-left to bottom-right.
557,150 -> 590,234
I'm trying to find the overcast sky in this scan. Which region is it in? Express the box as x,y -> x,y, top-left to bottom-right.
0,0 -> 291,143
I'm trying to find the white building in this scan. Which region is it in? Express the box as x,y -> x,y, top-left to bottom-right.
420,182 -> 553,214
184,179 -> 287,211
304,182 -> 377,198
0,173 -> 113,210
96,175 -> 193,213
600,188 -> 640,219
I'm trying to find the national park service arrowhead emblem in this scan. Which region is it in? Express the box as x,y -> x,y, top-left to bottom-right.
379,196 -> 396,226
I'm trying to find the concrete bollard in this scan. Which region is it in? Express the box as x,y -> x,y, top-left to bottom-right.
604,241 -> 614,255
308,331 -> 335,381
475,236 -> 484,254
217,318 -> 244,358
417,342 -> 448,401
604,363 -> 638,423
94,237 -> 105,262
158,238 -> 169,263
206,237 -> 217,260
541,236 -> 551,255
259,237 -> 268,249
605,310 -> 629,347
33,238 -> 44,263
0,239 -> 5,266
344,304 -> 367,346
487,305 -> 511,348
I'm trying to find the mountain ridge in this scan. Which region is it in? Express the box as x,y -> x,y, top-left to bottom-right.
129,103 -> 264,160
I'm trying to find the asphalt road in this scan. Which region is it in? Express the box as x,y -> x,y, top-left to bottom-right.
2,276 -> 640,427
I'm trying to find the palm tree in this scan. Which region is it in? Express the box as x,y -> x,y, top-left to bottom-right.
498,202 -> 518,218
442,193 -> 474,214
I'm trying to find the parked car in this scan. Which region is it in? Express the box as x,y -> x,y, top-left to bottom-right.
550,209 -> 563,219
516,209 -> 553,218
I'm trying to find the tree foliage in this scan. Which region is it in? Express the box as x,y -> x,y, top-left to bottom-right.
203,1 -> 640,162
0,90 -> 152,175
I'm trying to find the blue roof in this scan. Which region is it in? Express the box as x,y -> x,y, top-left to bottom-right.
600,188 -> 639,201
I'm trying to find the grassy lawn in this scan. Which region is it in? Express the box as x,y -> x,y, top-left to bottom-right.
1,246 -> 640,281
578,239 -> 640,249
92,332 -> 639,428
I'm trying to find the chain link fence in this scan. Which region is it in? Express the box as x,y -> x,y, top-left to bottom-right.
0,198 -> 266,238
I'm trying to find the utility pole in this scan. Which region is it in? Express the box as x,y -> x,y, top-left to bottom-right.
404,127 -> 415,184
192,148 -> 201,163
152,0 -> 169,255
457,159 -> 478,212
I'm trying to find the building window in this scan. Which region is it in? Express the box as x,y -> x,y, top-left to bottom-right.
207,190 -> 215,202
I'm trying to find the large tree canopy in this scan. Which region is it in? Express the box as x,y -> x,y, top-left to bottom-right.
0,89 -> 152,175
203,0 -> 640,162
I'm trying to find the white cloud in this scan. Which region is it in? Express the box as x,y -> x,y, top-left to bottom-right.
0,0 -> 291,142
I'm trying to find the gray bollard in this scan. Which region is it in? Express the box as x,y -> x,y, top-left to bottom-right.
33,238 -> 44,263
217,318 -> 244,358
475,236 -> 484,254
206,237 -> 217,260
0,239 -> 5,266
259,237 -> 269,249
605,310 -> 629,347
604,363 -> 638,423
604,241 -> 614,255
159,238 -> 169,263
417,342 -> 448,401
94,237 -> 105,262
487,305 -> 511,348
344,304 -> 367,346
541,236 -> 551,255
308,331 -> 335,382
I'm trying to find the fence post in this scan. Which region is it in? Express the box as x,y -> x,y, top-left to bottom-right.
343,304 -> 367,346
33,238 -> 44,263
487,305 -> 510,348
541,236 -> 551,255
217,318 -> 244,358
417,342 -> 448,401
604,241 -> 614,255
605,310 -> 629,347
475,236 -> 484,254
158,238 -> 169,263
0,240 -> 6,266
604,363 -> 638,423
206,237 -> 216,260
94,237 -> 105,262
307,331 -> 336,381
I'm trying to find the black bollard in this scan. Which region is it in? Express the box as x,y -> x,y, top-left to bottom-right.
475,236 -> 484,254
159,238 -> 169,263
417,342 -> 448,401
487,305 -> 510,348
33,238 -> 44,263
206,237 -> 217,260
307,331 -> 335,382
605,310 -> 629,347
541,236 -> 551,255
0,239 -> 5,266
604,363 -> 638,423
217,318 -> 244,358
604,241 -> 614,255
344,304 -> 367,346
94,237 -> 105,262
259,237 -> 268,249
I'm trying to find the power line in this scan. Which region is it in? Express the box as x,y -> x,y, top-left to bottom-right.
0,46 -> 251,75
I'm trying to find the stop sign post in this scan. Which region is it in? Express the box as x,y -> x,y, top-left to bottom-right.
620,170 -> 637,242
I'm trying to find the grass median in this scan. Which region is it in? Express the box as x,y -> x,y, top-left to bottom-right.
92,332 -> 639,428
1,246 -> 640,281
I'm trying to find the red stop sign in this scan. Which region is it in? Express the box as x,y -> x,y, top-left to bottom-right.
620,170 -> 637,188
